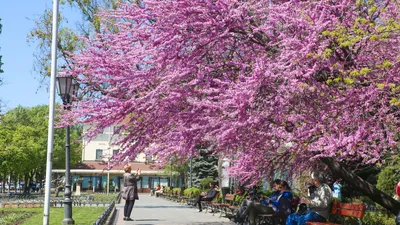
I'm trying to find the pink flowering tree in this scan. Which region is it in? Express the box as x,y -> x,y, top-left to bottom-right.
60,0 -> 400,214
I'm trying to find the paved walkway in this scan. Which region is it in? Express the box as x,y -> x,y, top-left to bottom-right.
112,194 -> 236,225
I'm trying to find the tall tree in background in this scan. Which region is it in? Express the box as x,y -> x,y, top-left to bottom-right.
190,153 -> 218,189
0,18 -> 3,74
0,105 -> 81,191
28,0 -> 128,83
59,0 -> 400,217
0,18 -> 4,113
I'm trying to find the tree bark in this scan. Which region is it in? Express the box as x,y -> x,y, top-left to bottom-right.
2,170 -> 6,194
24,172 -> 29,193
320,157 -> 400,215
217,157 -> 223,188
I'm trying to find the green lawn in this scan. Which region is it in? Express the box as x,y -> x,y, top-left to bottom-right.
1,207 -> 107,225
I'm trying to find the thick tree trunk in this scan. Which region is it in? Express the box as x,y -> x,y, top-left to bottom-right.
2,170 -> 6,194
24,173 -> 29,193
217,157 -> 223,188
320,157 -> 400,215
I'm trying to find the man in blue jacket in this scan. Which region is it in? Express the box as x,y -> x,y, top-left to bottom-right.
240,180 -> 293,225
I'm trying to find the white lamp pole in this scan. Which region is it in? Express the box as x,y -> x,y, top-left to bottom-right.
43,0 -> 60,224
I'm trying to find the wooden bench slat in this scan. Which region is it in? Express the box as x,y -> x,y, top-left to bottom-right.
307,222 -> 339,225
331,202 -> 366,219
224,194 -> 235,201
306,202 -> 366,225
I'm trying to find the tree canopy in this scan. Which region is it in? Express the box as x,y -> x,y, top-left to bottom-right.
0,18 -> 3,74
28,0 -> 129,81
62,0 -> 400,174
0,105 -> 81,187
0,18 -> 3,112
59,0 -> 400,213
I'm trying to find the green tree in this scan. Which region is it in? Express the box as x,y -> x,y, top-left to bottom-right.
0,18 -> 3,74
190,153 -> 218,188
27,0 -> 127,80
376,156 -> 400,197
0,105 -> 81,192
0,18 -> 3,113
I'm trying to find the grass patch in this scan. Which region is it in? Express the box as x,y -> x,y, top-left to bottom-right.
91,193 -> 119,202
51,193 -> 118,202
2,207 -> 107,225
0,211 -> 34,225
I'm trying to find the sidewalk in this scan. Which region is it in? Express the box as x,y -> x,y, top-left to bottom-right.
112,194 -> 236,225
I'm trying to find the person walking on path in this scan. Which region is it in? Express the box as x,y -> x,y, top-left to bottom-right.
122,164 -> 141,221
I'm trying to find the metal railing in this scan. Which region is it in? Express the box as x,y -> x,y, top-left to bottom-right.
92,192 -> 121,225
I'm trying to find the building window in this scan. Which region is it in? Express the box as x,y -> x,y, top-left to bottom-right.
96,149 -> 103,159
141,176 -> 149,188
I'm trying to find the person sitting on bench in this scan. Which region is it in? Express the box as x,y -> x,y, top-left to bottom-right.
234,179 -> 281,223
155,185 -> 164,197
151,184 -> 161,196
194,182 -> 217,212
286,172 -> 332,225
240,180 -> 293,225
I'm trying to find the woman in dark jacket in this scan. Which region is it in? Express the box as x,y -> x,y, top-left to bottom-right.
123,164 -> 141,221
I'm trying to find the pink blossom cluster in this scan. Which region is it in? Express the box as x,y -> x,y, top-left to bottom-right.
60,0 -> 400,184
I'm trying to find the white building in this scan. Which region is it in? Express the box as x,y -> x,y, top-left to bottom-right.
53,125 -> 180,193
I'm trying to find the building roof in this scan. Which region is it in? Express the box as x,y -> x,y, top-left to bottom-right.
52,161 -> 169,175
72,161 -> 162,171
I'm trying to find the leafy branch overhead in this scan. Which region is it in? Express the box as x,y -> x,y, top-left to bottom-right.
54,0 -> 400,216
27,0 -> 132,83
0,18 -> 3,74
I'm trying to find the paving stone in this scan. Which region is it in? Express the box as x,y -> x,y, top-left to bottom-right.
112,194 -> 236,225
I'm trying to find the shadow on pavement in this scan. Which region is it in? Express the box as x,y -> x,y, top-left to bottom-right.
135,205 -> 190,209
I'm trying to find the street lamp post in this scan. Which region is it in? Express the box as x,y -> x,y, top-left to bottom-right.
56,76 -> 79,225
170,165 -> 172,188
189,159 -> 192,188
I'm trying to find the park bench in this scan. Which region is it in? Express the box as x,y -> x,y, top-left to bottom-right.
170,190 -> 180,202
201,191 -> 220,213
211,193 -> 238,217
179,191 -> 193,205
156,189 -> 166,198
257,196 -> 299,225
176,190 -> 183,202
165,189 -> 174,200
306,202 -> 366,225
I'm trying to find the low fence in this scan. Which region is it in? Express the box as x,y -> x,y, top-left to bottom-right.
93,192 -> 121,225
0,193 -> 37,200
0,193 -> 119,209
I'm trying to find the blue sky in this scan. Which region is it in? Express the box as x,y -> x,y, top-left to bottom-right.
0,1 -> 79,112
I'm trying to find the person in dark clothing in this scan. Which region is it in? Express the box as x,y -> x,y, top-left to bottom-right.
240,180 -> 293,225
194,182 -> 217,212
234,179 -> 282,223
122,164 -> 141,221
